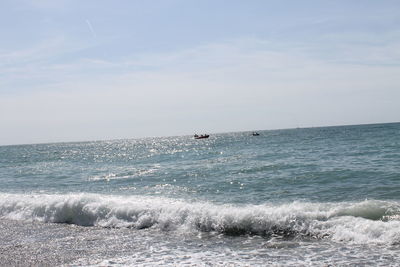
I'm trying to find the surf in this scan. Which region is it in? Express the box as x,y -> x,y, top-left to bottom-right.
1,193 -> 399,245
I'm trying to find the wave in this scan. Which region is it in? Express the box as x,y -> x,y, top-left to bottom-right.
0,193 -> 399,245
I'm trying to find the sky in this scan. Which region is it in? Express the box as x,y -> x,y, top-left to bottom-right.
1,0 -> 400,145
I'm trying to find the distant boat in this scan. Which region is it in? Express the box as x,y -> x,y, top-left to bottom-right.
252,132 -> 260,136
194,134 -> 209,139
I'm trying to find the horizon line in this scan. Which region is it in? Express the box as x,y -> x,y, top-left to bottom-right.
1,121 -> 398,147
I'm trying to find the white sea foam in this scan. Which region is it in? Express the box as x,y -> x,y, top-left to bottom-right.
0,193 -> 399,245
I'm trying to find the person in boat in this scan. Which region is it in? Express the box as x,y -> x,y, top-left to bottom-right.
194,134 -> 209,139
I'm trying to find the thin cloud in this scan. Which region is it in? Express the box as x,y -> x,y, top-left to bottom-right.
86,19 -> 97,39
1,37 -> 400,144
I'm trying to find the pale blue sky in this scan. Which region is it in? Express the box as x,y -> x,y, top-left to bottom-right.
1,0 -> 400,145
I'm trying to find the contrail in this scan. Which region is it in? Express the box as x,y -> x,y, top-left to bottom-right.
86,19 -> 97,38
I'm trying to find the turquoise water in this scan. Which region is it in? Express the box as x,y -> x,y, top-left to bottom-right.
1,123 -> 400,266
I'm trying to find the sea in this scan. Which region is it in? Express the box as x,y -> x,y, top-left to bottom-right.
0,123 -> 399,266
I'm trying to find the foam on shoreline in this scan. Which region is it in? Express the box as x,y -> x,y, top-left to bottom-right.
1,193 -> 399,245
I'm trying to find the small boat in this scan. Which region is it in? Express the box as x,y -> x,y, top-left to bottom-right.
252,132 -> 260,136
194,134 -> 209,139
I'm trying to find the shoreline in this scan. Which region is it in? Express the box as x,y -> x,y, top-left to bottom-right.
0,219 -> 150,266
1,218 -> 399,266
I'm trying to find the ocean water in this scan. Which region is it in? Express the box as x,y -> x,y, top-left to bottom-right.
0,123 -> 400,266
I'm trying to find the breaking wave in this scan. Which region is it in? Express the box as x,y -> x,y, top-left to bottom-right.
0,193 -> 399,245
